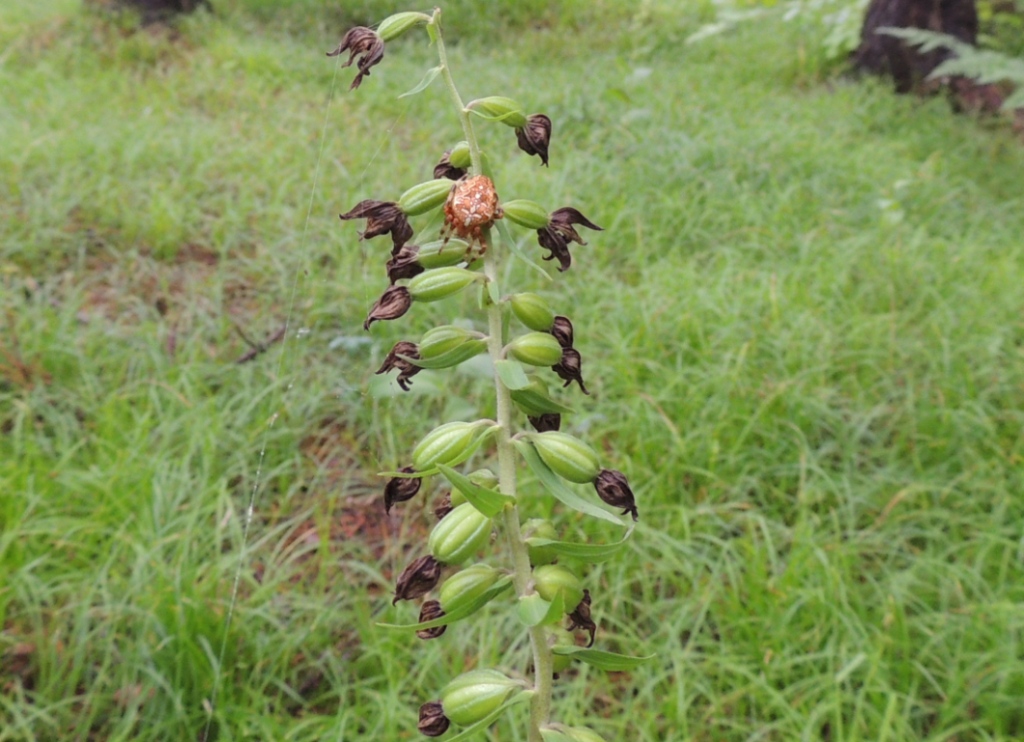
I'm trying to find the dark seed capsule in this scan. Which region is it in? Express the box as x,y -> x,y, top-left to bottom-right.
417,701 -> 450,737
383,466 -> 420,514
416,600 -> 447,640
593,468 -> 638,521
393,555 -> 442,605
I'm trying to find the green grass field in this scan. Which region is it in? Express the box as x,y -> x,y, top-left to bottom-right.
2,1 -> 1023,740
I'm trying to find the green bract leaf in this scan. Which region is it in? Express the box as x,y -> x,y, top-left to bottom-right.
443,690 -> 534,742
496,220 -> 551,281
515,589 -> 565,627
437,464 -> 514,518
540,730 -> 578,742
509,384 -> 575,416
515,440 -> 627,527
550,646 -> 656,671
495,359 -> 531,390
377,576 -> 513,630
400,339 -> 487,369
399,65 -> 442,99
487,278 -> 501,306
526,526 -> 634,563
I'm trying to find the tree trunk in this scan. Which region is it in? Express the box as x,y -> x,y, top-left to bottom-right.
852,0 -> 978,93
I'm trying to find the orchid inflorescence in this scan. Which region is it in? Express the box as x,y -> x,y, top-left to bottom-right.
333,10 -> 650,741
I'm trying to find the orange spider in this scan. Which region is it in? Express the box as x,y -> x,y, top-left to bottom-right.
440,174 -> 503,256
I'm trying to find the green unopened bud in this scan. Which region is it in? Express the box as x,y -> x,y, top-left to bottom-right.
408,267 -> 480,303
398,179 -> 454,216
466,468 -> 499,490
530,431 -> 601,484
412,420 -> 487,471
507,332 -> 563,367
468,96 -> 528,128
448,141 -> 472,169
509,292 -> 555,331
566,727 -> 608,742
502,200 -> 551,230
419,325 -> 479,359
416,239 -> 471,269
523,518 -> 559,566
533,564 -> 584,610
376,11 -> 431,41
439,563 -> 501,613
441,669 -> 521,727
429,502 -> 493,565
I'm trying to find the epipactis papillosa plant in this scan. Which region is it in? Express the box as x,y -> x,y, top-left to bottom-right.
333,9 -> 651,741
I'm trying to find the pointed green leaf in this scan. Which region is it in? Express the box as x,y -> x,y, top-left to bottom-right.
487,277 -> 501,306
515,588 -> 565,627
515,440 -> 626,527
509,386 -> 575,416
377,577 -> 513,631
443,690 -> 534,742
398,65 -> 442,99
399,340 -> 487,369
540,730 -> 577,742
526,526 -> 634,563
496,220 -> 551,281
437,464 -> 514,518
550,646 -> 656,671
495,359 -> 531,390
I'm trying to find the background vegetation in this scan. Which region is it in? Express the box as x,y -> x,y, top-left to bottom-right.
1,0 -> 1022,740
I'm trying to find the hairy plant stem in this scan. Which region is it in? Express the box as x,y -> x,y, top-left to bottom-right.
432,11 -> 553,740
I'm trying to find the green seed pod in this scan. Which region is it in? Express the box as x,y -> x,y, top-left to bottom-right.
502,200 -> 551,230
376,11 -> 431,42
549,628 -> 575,673
439,563 -> 501,613
428,502 -> 493,565
468,96 -> 528,128
412,421 -> 486,471
398,179 -> 455,216
416,239 -> 470,269
507,332 -> 563,367
408,267 -> 479,303
441,669 -> 521,727
466,468 -> 499,490
566,727 -> 609,742
419,325 -> 478,360
533,564 -> 584,610
448,141 -> 472,169
531,431 -> 601,484
509,292 -> 555,332
523,518 -> 559,566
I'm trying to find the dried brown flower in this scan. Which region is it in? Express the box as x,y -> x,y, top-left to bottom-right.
433,150 -> 467,181
515,113 -> 552,166
326,27 -> 385,90
376,342 -> 421,392
568,589 -> 596,647
340,199 -> 414,254
393,555 -> 442,605
386,245 -> 426,284
364,286 -> 412,330
594,469 -> 638,521
416,600 -> 448,640
550,315 -> 574,349
552,347 -> 588,394
528,413 -> 562,433
418,701 -> 450,737
383,465 -> 421,513
538,226 -> 573,272
536,208 -> 601,272
433,491 -> 453,520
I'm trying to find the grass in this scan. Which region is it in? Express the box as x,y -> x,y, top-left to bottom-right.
1,1 -> 1023,740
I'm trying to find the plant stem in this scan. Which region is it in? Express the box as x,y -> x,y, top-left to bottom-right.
431,11 -> 553,740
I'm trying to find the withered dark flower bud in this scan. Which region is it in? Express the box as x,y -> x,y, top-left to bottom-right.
364,286 -> 412,330
340,200 -> 414,254
594,468 -> 638,521
568,589 -> 596,647
549,207 -> 602,247
386,245 -> 426,284
416,600 -> 448,640
383,465 -> 421,513
433,491 -> 453,521
528,413 -> 562,433
537,226 -> 573,272
552,347 -> 588,394
515,113 -> 552,166
418,701 -> 450,737
433,150 -> 467,181
550,315 -> 574,349
376,342 -> 421,392
326,27 -> 385,91
393,555 -> 442,605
